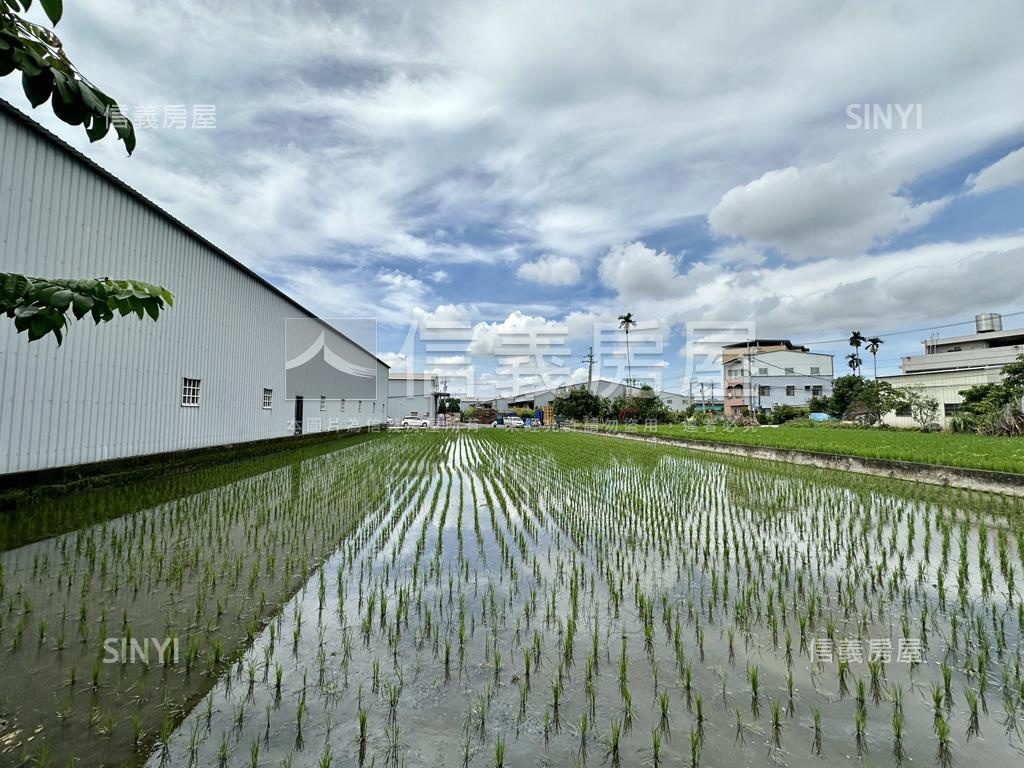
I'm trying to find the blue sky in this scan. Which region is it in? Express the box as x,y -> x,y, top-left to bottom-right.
3,0 -> 1023,397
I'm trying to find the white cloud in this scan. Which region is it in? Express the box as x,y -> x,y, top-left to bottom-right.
272,266 -> 432,327
5,0 -> 1019,271
708,161 -> 946,260
516,255 -> 581,286
598,242 -> 682,300
592,234 -> 1024,340
380,352 -> 409,370
468,311 -> 569,356
968,146 -> 1024,194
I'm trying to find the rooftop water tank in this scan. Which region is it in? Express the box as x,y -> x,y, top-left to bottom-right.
975,312 -> 1003,333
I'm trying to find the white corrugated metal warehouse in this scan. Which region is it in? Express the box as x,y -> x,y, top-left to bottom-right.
0,101 -> 389,475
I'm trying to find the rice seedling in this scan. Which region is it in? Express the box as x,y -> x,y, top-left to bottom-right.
770,698 -> 783,748
855,705 -> 868,757
4,429 -> 1023,768
649,728 -> 662,767
965,687 -> 981,739
811,707 -> 823,756
605,719 -> 622,766
747,664 -> 760,716
891,707 -> 906,764
935,714 -> 953,768
494,735 -> 506,768
657,689 -> 670,734
689,726 -> 703,768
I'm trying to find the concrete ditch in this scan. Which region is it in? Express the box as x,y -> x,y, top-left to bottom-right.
566,427 -> 1024,497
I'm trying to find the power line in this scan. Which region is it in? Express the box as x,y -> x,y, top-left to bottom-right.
656,309 -> 1024,385
801,310 -> 1024,346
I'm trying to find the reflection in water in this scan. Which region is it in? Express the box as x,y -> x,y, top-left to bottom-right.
147,432 -> 1023,768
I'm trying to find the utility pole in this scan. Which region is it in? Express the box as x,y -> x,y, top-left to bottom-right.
700,381 -> 706,412
582,346 -> 595,392
746,340 -> 753,414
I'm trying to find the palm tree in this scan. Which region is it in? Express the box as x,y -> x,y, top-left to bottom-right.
849,331 -> 866,377
847,352 -> 862,375
866,336 -> 883,379
618,312 -> 638,386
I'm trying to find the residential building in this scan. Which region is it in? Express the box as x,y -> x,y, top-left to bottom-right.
0,101 -> 389,476
721,340 -> 834,416
880,313 -> 1023,427
387,372 -> 445,421
659,390 -> 693,412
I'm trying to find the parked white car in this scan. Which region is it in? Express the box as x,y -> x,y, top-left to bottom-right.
401,416 -> 431,428
503,416 -> 525,428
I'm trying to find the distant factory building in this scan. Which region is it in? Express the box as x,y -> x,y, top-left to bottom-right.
881,312 -> 1023,428
387,372 -> 447,421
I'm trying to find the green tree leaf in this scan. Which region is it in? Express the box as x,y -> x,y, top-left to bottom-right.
0,272 -> 173,343
71,292 -> 94,318
21,66 -> 53,107
39,0 -> 62,25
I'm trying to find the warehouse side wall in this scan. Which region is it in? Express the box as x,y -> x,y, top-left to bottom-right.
0,106 -> 387,475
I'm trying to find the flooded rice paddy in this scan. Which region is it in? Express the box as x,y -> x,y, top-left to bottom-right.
2,429 -> 1024,767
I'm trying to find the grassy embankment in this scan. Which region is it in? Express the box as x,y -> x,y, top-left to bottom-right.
600,421 -> 1024,474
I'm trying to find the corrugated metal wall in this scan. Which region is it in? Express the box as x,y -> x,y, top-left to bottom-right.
0,107 -> 388,475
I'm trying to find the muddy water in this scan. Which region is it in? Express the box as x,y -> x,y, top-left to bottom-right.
146,431 -> 1024,768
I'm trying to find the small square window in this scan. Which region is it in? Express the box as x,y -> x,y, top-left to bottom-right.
786,385 -> 796,396
784,367 -> 795,375
810,366 -> 821,375
181,377 -> 201,407
758,367 -> 768,375
812,386 -> 823,396
262,388 -> 273,409
320,395 -> 326,412
758,385 -> 771,397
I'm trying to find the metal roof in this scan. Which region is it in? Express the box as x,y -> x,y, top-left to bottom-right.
922,327 -> 1024,347
721,339 -> 809,351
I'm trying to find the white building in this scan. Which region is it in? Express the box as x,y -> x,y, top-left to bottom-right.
659,390 -> 693,412
881,313 -> 1023,427
722,340 -> 833,416
489,378 -> 646,412
387,372 -> 444,421
0,101 -> 389,476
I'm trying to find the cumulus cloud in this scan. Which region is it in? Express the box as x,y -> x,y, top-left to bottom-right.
708,162 -> 946,260
598,242 -> 683,300
516,255 -> 582,286
468,311 -> 570,356
968,146 -> 1024,194
593,235 -> 1024,339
